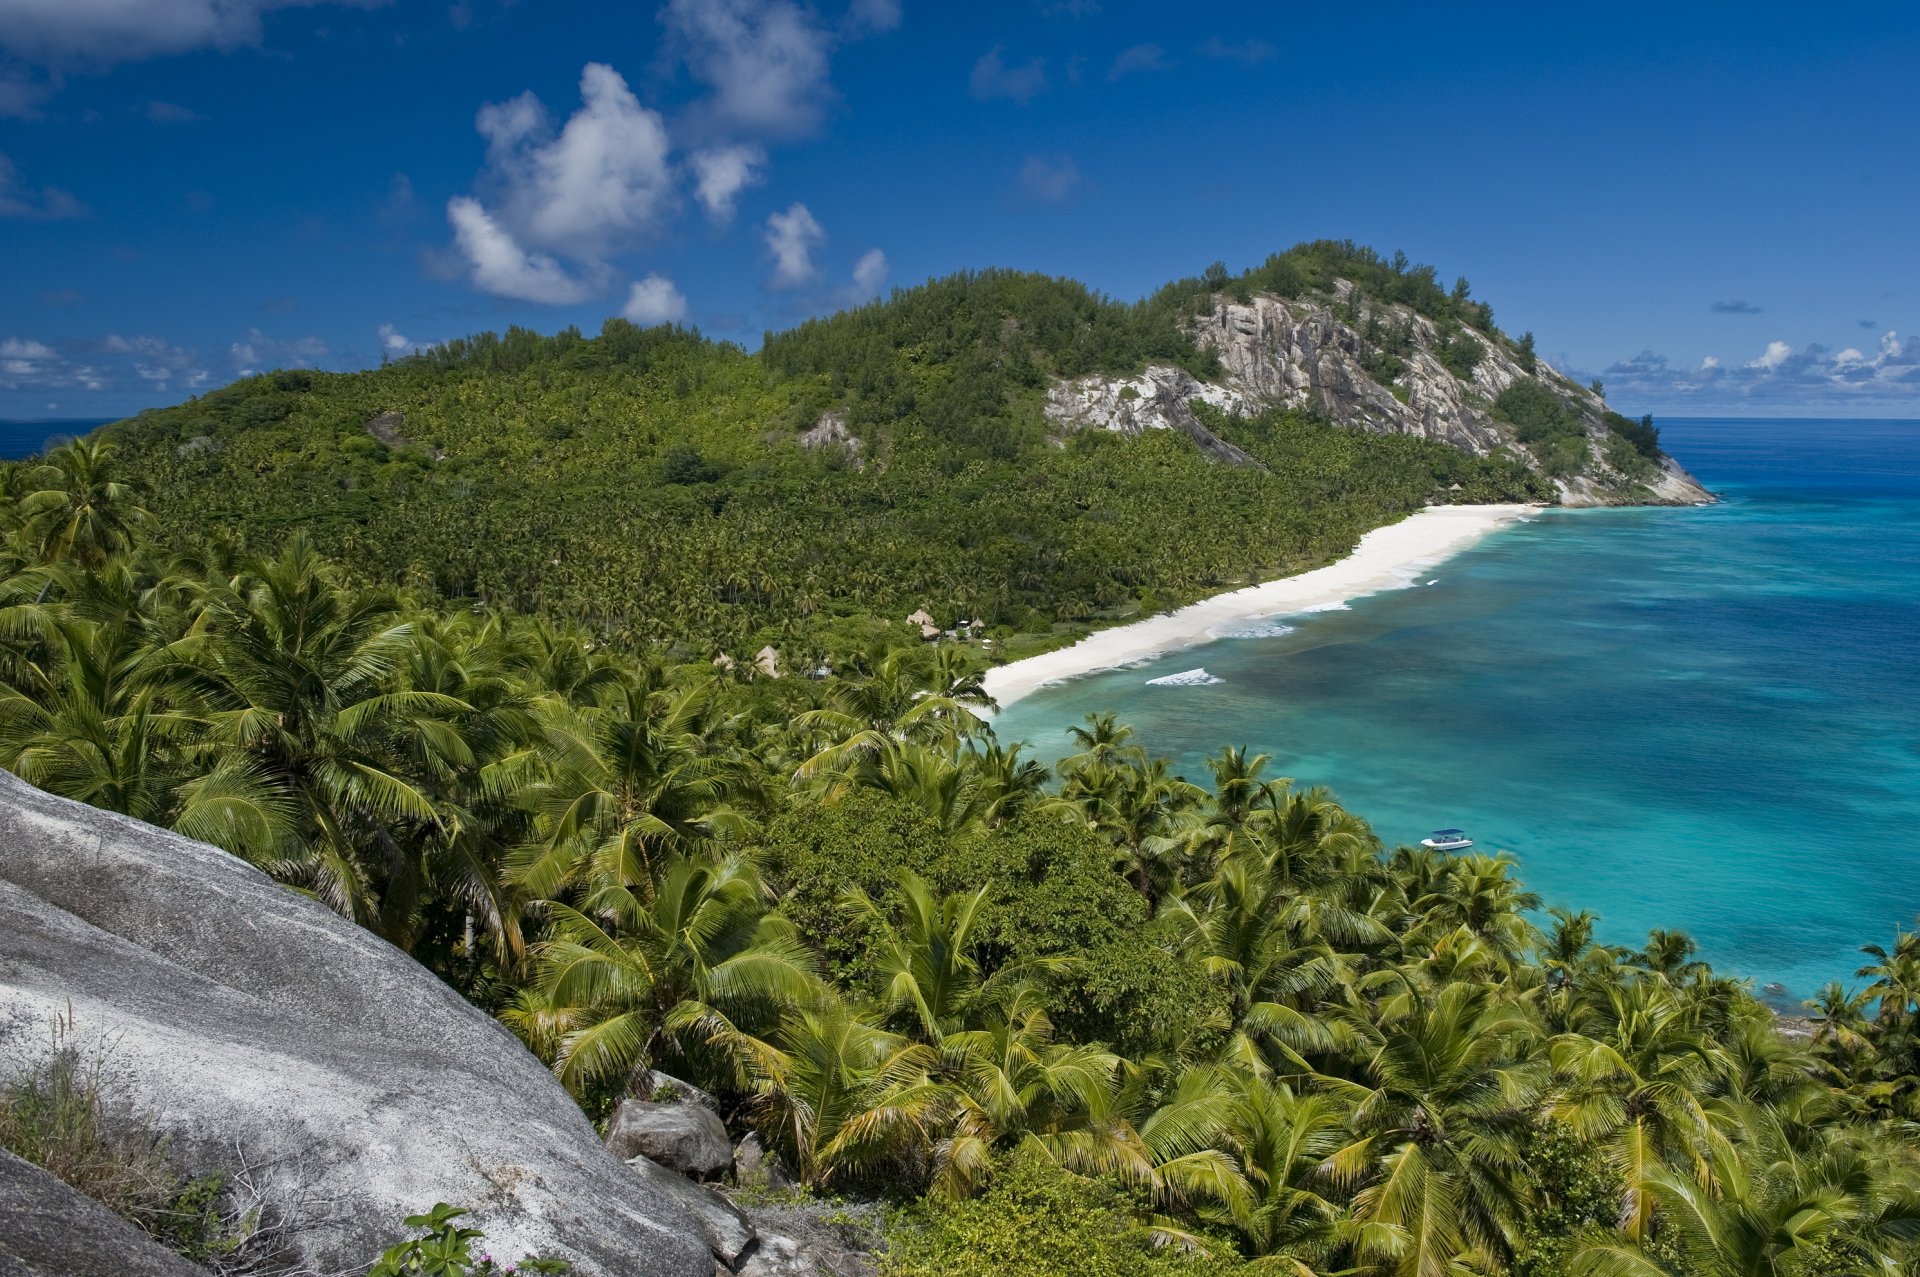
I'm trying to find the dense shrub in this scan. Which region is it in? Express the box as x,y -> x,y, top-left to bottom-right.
881,1149 -> 1237,1277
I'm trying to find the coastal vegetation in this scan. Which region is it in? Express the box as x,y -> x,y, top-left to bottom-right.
91,255 -> 1590,659
4,441 -> 1920,1276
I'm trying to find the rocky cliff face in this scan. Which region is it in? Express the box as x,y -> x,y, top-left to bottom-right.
1045,284 -> 1711,507
0,770 -> 717,1277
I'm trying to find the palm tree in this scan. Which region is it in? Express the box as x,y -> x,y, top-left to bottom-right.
1408,853 -> 1542,972
931,984 -> 1132,1199
794,645 -> 990,779
1569,1106 -> 1920,1277
1058,711 -> 1145,773
510,677 -> 752,905
526,852 -> 821,1091
1633,929 -> 1708,981
845,871 -> 1002,1043
1169,858 -> 1355,1077
741,997 -> 938,1189
1210,1073 -> 1348,1269
967,737 -> 1052,827
1329,981 -> 1545,1277
14,439 -> 149,570
1549,975 -> 1725,1238
167,534 -> 461,927
1068,756 -> 1204,908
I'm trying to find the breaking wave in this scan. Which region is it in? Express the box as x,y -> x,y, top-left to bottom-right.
1214,620 -> 1298,639
1145,668 -> 1224,687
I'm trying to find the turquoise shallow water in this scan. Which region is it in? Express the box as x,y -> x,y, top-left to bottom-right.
994,419 -> 1920,1005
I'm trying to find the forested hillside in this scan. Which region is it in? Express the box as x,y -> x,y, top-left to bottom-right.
1,443 -> 1916,1277
92,247 -> 1615,659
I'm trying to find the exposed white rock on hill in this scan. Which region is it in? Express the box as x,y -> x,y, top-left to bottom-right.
0,770 -> 714,1277
1045,284 -> 1711,508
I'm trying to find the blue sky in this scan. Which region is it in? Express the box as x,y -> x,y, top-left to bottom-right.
1,0 -> 1916,420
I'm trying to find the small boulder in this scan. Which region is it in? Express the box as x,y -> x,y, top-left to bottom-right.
733,1132 -> 792,1191
606,1099 -> 733,1180
631,1066 -> 718,1110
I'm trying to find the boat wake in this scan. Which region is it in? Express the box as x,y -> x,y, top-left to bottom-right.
1145,668 -> 1224,687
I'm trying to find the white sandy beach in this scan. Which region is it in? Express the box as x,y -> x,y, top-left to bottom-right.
982,504 -> 1541,709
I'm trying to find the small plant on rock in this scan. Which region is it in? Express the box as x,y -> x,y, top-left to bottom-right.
368,1203 -> 570,1276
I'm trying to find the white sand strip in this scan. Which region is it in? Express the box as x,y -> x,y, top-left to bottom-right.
983,504 -> 1541,709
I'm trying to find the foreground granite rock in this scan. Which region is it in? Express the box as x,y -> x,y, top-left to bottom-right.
0,770 -> 714,1277
0,1150 -> 210,1277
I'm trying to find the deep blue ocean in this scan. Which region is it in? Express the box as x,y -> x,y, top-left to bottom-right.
0,419 -> 112,460
996,419 -> 1920,1005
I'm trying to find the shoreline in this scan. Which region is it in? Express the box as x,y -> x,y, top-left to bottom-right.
982,503 -> 1542,710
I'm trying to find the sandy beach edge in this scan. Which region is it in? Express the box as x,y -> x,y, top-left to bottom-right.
981,503 -> 1543,711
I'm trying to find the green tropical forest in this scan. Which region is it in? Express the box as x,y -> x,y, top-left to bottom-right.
97,247 -> 1561,663
5,436 -> 1920,1277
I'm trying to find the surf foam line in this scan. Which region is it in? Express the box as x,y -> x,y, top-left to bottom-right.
979,503 -> 1542,711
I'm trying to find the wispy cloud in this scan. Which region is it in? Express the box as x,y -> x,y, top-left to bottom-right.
1198,35 -> 1274,64
144,99 -> 200,123
970,46 -> 1048,103
1710,299 -> 1764,315
661,0 -> 838,139
1108,43 -> 1165,80
228,328 -> 326,376
1018,153 -> 1080,203
0,0 -> 376,68
1592,330 -> 1919,409
0,153 -> 86,220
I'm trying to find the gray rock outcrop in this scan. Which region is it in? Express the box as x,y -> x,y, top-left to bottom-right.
0,1150 -> 211,1277
0,769 -> 715,1277
1044,283 -> 1713,508
604,1099 -> 734,1180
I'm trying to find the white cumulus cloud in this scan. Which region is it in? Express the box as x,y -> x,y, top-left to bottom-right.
475,63 -> 674,260
622,274 -> 689,325
689,143 -> 765,223
1699,355 -> 1720,370
378,323 -> 413,354
764,201 -> 824,289
445,196 -> 594,304
1746,340 -> 1792,371
851,248 -> 888,298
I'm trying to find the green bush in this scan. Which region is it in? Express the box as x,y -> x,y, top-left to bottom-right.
1493,381 -> 1588,477
1605,410 -> 1662,461
881,1149 -> 1237,1277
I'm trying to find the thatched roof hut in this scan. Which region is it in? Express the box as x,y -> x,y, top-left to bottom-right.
907,608 -> 934,627
919,622 -> 940,640
755,645 -> 781,678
